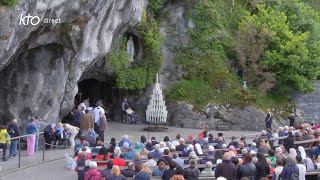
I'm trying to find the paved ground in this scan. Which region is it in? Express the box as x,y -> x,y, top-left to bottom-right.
0,122 -> 260,180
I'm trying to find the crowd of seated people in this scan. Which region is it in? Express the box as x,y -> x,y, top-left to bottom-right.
74,123 -> 320,180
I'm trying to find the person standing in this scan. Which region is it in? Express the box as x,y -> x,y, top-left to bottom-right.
7,118 -> 20,158
78,97 -> 90,111
80,110 -> 94,136
93,103 -> 104,133
26,117 -> 37,156
34,116 -> 45,151
75,107 -> 85,128
0,124 -> 10,161
265,109 -> 273,130
98,111 -> 107,142
287,114 -> 296,127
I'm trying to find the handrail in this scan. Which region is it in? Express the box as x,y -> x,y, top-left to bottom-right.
5,132 -> 45,168
10,132 -> 44,140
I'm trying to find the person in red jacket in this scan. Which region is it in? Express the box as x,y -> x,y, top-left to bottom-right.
94,146 -> 110,167
84,161 -> 101,180
112,147 -> 126,167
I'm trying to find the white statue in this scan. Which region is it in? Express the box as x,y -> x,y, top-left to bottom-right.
243,81 -> 247,90
127,36 -> 134,62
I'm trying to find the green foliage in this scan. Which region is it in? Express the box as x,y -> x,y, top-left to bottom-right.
148,0 -> 166,16
239,4 -> 320,92
0,0 -> 17,6
167,79 -> 215,110
256,94 -> 291,109
169,0 -> 248,107
105,10 -> 164,90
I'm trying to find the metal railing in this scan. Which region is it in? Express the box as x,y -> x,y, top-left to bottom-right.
9,132 -> 45,168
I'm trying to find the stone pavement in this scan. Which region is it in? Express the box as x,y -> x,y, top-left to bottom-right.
0,122 -> 259,180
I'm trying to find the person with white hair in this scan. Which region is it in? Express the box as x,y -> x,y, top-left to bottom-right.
201,137 -> 209,149
185,151 -> 199,165
248,142 -> 258,154
272,129 -> 279,148
200,161 -> 215,176
241,148 -> 248,154
229,145 -> 238,155
215,152 -> 237,179
123,142 -> 135,158
113,147 -> 126,167
181,144 -> 194,157
84,161 -> 101,180
185,159 -> 200,179
169,145 -> 176,157
97,111 -> 107,142
152,144 -> 163,158
278,127 -> 286,145
221,144 -> 227,150
208,145 -> 215,156
63,123 -> 79,148
284,126 -> 289,136
289,148 -> 297,158
159,141 -> 169,153
118,134 -> 131,147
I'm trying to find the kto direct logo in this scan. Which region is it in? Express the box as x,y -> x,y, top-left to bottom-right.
19,14 -> 61,25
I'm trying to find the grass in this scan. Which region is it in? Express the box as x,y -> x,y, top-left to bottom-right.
0,0 -> 17,6
166,79 -> 215,110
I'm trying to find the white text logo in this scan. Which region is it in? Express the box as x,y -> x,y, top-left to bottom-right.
19,14 -> 40,25
19,14 -> 61,26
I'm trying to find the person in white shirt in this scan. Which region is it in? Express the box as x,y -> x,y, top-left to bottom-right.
272,158 -> 284,180
77,97 -> 90,111
296,155 -> 306,180
93,103 -> 104,132
146,153 -> 157,167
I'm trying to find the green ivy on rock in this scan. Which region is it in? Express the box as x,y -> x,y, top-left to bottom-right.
104,10 -> 164,90
0,0 -> 17,6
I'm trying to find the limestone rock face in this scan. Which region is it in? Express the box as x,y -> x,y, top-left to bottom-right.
0,0 -> 144,123
167,102 -> 278,131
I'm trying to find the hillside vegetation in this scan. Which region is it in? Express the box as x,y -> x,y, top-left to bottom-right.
167,0 -> 320,113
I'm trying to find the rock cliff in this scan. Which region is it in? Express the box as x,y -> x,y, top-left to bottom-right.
0,0 -> 144,123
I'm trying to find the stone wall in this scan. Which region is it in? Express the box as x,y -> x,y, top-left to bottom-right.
292,81 -> 320,122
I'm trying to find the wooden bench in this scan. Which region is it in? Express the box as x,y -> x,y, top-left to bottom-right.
269,136 -> 288,141
294,138 -> 320,145
78,163 -> 214,171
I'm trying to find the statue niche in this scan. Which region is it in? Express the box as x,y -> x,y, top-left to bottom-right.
124,33 -> 142,63
127,36 -> 134,62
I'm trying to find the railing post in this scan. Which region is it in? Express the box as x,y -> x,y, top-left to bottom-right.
42,133 -> 45,162
18,137 -> 21,168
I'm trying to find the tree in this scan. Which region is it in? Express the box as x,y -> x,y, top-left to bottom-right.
238,5 -> 320,92
236,23 -> 275,93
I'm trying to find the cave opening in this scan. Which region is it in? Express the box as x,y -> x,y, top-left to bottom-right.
62,78 -> 122,124
76,78 -> 113,107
